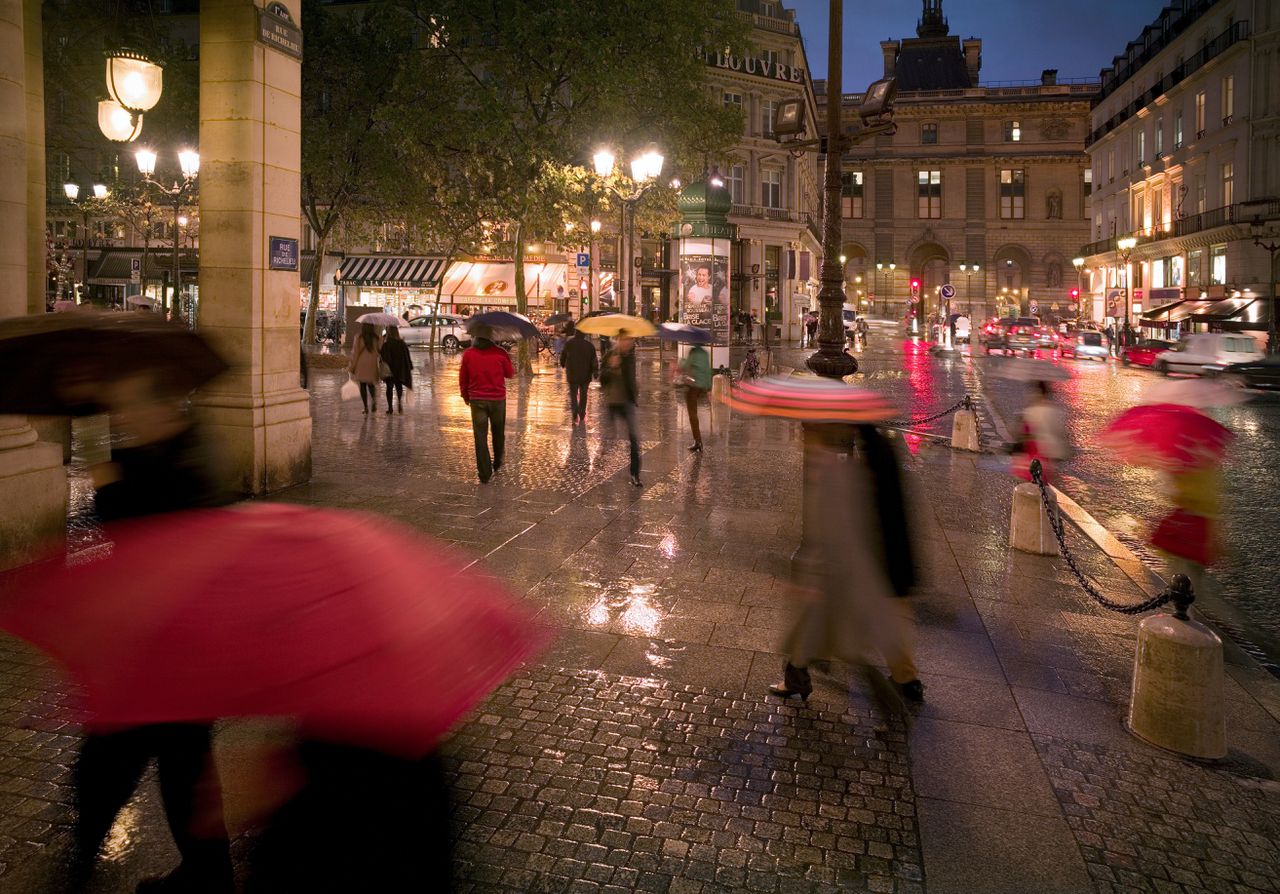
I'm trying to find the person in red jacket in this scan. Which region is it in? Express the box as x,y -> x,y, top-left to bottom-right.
459,333 -> 515,483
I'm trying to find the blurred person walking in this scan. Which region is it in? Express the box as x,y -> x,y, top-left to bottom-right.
769,423 -> 924,710
679,342 -> 712,452
1011,379 -> 1071,484
459,331 -> 515,483
559,324 -> 598,425
380,325 -> 413,415
600,335 -> 642,486
348,323 -> 384,415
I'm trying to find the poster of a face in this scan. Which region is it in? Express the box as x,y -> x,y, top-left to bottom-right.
680,254 -> 730,345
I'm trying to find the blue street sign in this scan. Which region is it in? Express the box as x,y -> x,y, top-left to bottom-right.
269,236 -> 299,271
940,283 -> 955,300
576,252 -> 590,268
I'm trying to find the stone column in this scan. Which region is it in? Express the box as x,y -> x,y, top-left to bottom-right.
197,0 -> 310,494
0,0 -> 67,569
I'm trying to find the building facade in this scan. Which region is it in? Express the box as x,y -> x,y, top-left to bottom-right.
833,0 -> 1096,326
1079,0 -> 1280,342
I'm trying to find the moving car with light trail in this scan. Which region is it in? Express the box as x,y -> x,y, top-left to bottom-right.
1154,333 -> 1263,375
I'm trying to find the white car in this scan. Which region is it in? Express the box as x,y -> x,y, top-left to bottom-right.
399,314 -> 471,350
1154,333 -> 1263,375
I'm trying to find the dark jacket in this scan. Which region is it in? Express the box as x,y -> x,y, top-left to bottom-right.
599,347 -> 638,406
95,424 -> 229,522
559,333 -> 599,385
459,339 -> 515,401
379,338 -> 414,388
856,425 -> 916,597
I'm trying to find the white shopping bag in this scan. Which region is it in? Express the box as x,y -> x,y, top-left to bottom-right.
339,376 -> 359,401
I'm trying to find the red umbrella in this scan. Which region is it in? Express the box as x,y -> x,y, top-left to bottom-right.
724,374 -> 895,423
0,504 -> 545,757
1098,402 -> 1233,472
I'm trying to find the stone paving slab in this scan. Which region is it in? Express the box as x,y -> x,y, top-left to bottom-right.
2,343 -> 1280,893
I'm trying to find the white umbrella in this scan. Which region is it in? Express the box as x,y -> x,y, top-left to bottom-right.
1140,377 -> 1248,408
988,356 -> 1071,382
125,295 -> 156,307
354,312 -> 402,327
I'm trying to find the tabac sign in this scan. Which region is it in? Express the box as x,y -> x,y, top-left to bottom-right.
707,51 -> 805,84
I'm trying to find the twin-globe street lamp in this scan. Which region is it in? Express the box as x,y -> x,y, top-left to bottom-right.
957,261 -> 980,320
592,146 -> 674,316
62,182 -> 109,303
1117,235 -> 1138,329
136,147 -> 199,319
875,261 -> 896,315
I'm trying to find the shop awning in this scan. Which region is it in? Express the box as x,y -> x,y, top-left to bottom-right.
1161,299 -> 1221,322
1191,296 -> 1257,322
337,255 -> 447,287
1140,299 -> 1186,321
439,261 -> 568,305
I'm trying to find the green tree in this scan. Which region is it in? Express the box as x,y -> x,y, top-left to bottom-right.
395,0 -> 748,371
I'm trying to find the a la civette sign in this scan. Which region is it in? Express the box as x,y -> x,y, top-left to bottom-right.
706,51 -> 806,84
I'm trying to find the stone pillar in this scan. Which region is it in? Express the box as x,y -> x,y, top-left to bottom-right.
197,0 -> 310,494
0,0 -> 67,569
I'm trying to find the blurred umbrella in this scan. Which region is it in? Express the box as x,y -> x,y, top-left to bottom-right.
0,311 -> 227,415
464,311 -> 539,340
0,503 -> 546,757
724,374 -> 895,423
124,295 -> 156,308
1098,403 -> 1233,472
543,313 -> 573,326
657,322 -> 713,345
574,314 -> 657,338
354,312 -> 402,327
1140,377 -> 1248,408
988,356 -> 1071,382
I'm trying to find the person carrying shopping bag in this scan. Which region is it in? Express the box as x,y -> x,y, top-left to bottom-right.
348,323 -> 384,415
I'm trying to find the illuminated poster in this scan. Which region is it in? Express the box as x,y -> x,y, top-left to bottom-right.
680,253 -> 730,346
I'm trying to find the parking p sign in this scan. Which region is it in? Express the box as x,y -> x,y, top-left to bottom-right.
575,252 -> 590,269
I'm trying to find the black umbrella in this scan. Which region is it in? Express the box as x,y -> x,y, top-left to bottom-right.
0,311 -> 228,416
464,311 -> 540,340
543,313 -> 573,326
657,322 -> 714,345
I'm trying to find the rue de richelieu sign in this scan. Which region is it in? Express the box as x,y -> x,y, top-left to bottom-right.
706,51 -> 806,84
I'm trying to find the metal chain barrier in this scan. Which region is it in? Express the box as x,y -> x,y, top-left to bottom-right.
1029,460 -> 1177,615
886,395 -> 971,429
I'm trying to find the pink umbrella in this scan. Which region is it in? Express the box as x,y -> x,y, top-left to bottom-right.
1098,403 -> 1233,472
0,503 -> 546,757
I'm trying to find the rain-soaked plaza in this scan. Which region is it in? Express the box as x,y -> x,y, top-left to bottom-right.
2,335 -> 1280,894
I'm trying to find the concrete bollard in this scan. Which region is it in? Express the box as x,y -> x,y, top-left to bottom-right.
1009,481 -> 1056,554
710,373 -> 729,403
951,409 -> 979,451
1127,575 -> 1226,759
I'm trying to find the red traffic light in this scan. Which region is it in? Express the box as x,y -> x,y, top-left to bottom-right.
910,279 -> 921,290
1069,288 -> 1080,298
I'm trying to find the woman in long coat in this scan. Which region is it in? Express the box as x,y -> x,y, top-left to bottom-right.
769,424 -> 923,708
348,323 -> 383,415
379,326 -> 413,414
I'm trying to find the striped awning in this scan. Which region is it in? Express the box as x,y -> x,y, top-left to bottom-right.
337,255 -> 447,287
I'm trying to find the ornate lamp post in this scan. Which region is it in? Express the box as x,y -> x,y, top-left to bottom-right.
1251,218 -> 1280,355
1072,256 -> 1085,320
1117,235 -> 1137,328
62,182 -> 109,303
136,147 -> 199,321
592,146 -> 672,316
958,262 -> 979,319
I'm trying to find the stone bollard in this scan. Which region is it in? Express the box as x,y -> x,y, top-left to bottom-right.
1127,575 -> 1226,759
710,373 -> 729,403
951,397 -> 979,452
1009,481 -> 1056,555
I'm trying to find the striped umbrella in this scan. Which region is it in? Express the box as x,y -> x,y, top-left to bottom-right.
723,375 -> 896,423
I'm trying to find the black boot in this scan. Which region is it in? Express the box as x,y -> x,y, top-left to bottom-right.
768,662 -> 812,702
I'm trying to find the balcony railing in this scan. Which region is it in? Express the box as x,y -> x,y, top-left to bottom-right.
1097,0 -> 1214,102
730,203 -> 800,223
1087,21 -> 1248,147
1078,199 -> 1280,257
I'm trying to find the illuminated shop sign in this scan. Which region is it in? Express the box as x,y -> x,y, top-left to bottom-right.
707,51 -> 805,83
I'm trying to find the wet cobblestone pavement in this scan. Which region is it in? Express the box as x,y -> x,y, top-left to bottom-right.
2,338 -> 1280,892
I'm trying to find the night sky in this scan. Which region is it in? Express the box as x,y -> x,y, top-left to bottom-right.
790,0 -> 1165,90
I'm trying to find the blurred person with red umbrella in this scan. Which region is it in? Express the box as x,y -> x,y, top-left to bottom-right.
1,504 -> 545,891
990,359 -> 1073,484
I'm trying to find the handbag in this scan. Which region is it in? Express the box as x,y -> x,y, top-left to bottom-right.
378,359 -> 392,379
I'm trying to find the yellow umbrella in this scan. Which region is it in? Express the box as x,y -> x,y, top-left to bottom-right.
574,314 -> 657,337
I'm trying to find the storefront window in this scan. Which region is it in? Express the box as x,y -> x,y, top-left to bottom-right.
1169,255 -> 1184,287
1209,244 -> 1227,285
1151,259 -> 1165,289
1187,249 -> 1202,286
765,245 -> 780,317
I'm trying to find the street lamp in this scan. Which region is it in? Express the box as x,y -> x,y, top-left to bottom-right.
1251,218 -> 1280,355
958,262 -> 979,319
63,181 -> 109,303
99,50 -> 163,142
591,144 -> 670,315
1117,235 -> 1137,329
1072,256 -> 1085,319
136,147 -> 199,321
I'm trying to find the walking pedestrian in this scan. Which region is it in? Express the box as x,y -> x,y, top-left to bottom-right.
559,324 -> 598,425
769,424 -> 924,710
679,342 -> 712,452
348,323 -> 384,415
600,335 -> 642,486
750,310 -> 760,345
805,311 -> 818,348
69,369 -> 235,894
379,325 -> 413,415
1011,380 -> 1071,483
459,331 -> 515,483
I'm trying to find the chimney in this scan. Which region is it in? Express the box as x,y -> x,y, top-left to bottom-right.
1041,69 -> 1058,86
881,40 -> 900,79
962,38 -> 982,86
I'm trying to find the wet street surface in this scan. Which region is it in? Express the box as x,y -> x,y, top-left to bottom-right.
2,341 -> 1279,893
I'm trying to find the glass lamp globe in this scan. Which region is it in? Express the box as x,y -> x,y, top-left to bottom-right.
105,52 -> 163,113
98,99 -> 143,142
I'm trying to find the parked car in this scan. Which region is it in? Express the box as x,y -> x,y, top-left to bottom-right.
399,314 -> 471,349
1222,357 -> 1280,390
1060,330 -> 1108,361
1120,339 -> 1174,367
1153,333 -> 1264,375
